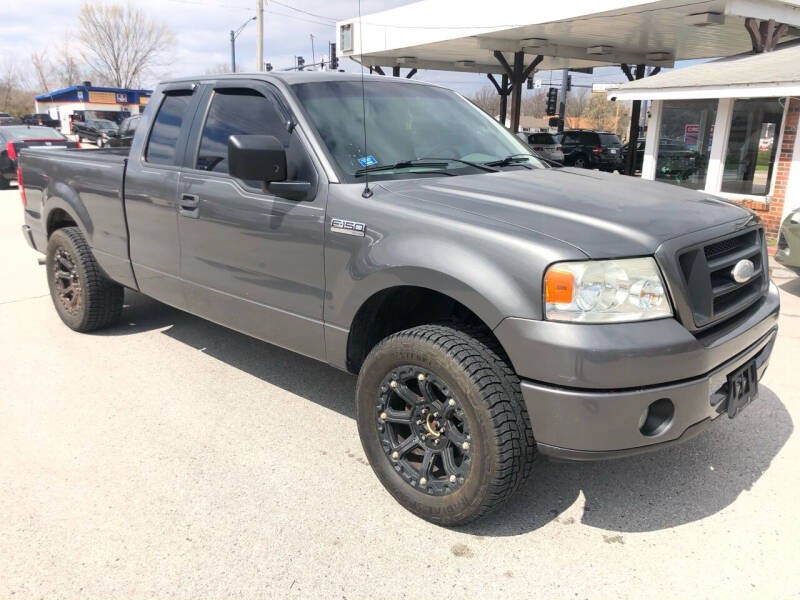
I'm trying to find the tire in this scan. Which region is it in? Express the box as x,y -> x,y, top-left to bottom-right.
0,177 -> 9,190
572,155 -> 588,169
46,226 -> 124,332
356,324 -> 536,526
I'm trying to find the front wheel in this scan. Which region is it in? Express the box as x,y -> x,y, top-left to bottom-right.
46,226 -> 124,332
356,324 -> 536,526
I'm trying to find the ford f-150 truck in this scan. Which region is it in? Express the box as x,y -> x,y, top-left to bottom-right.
17,73 -> 779,526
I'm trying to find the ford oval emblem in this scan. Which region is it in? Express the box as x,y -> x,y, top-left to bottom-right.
731,259 -> 755,283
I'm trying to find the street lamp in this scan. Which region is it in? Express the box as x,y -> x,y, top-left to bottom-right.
230,16 -> 256,72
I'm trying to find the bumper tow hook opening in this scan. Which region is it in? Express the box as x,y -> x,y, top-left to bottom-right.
639,398 -> 675,437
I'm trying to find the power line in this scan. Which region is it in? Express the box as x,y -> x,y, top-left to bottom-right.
268,0 -> 338,23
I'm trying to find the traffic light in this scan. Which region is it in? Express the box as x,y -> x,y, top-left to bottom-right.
265,62 -> 273,72
526,77 -> 533,90
329,42 -> 338,70
296,56 -> 305,71
566,75 -> 572,91
546,87 -> 558,116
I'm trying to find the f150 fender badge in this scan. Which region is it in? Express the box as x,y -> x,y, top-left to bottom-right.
331,218 -> 366,237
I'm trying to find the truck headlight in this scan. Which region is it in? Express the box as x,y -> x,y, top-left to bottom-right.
544,257 -> 672,323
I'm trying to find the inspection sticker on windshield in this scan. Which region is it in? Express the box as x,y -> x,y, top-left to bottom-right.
358,155 -> 378,167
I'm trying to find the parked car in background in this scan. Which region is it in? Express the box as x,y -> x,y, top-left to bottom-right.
516,131 -> 564,163
0,125 -> 77,189
22,113 -> 61,129
0,116 -> 23,126
73,118 -> 119,147
622,137 -> 699,180
107,114 -> 141,148
554,129 -> 623,171
775,208 -> 800,275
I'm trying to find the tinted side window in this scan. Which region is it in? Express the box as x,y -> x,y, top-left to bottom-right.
580,132 -> 599,145
531,133 -> 554,144
145,91 -> 193,165
562,132 -> 579,144
196,88 -> 287,173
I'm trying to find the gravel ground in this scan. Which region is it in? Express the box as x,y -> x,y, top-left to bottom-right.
1,187 -> 798,599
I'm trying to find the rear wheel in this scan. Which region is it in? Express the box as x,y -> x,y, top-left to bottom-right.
573,155 -> 588,169
46,226 -> 123,332
356,324 -> 536,526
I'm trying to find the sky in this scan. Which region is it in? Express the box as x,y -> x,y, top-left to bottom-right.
0,0 -> 641,97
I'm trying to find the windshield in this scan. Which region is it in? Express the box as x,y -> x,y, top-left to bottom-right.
292,80 -> 542,182
2,126 -> 65,141
92,119 -> 117,129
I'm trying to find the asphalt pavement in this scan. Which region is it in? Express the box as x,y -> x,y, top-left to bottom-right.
1,186 -> 798,599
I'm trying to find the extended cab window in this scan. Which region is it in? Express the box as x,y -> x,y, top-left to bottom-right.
195,88 -> 287,173
145,90 -> 193,165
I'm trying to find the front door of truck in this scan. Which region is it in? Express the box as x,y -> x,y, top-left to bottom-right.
177,81 -> 327,361
125,84 -> 201,307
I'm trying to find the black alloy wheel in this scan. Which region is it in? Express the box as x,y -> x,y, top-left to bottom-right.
52,248 -> 82,316
375,365 -> 472,495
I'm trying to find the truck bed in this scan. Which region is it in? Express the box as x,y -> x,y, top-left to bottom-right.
19,147 -> 137,288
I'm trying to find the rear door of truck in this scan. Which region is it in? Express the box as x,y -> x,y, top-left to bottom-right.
123,83 -> 203,307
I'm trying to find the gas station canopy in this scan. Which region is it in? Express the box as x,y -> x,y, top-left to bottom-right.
337,0 -> 800,73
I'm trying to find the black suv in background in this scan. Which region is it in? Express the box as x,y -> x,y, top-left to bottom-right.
107,115 -> 141,148
555,129 -> 623,171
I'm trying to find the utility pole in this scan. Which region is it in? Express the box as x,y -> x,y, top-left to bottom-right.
310,34 -> 316,66
256,0 -> 264,71
558,69 -> 568,132
230,30 -> 236,72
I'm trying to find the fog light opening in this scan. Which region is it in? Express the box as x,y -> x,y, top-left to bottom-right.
639,398 -> 675,437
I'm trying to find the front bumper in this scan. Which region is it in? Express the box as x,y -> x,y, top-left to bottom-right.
495,282 -> 780,459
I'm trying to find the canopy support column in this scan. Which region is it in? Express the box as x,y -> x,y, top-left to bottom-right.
620,63 -> 659,176
492,51 -> 543,133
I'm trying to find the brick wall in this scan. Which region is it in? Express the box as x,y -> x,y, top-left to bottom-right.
729,97 -> 799,239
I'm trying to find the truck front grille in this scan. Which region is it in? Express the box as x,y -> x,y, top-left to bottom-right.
677,228 -> 767,329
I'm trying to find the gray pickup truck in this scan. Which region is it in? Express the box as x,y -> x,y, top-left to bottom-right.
18,72 -> 779,526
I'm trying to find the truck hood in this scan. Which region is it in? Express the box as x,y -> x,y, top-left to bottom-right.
381,167 -> 751,257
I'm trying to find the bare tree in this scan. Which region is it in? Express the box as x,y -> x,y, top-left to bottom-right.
30,51 -> 52,94
0,61 -> 35,115
565,89 -> 590,118
470,85 -> 500,117
521,90 -> 546,117
79,2 -> 174,88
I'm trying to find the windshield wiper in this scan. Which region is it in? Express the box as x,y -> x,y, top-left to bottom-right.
420,157 -> 499,173
354,160 -> 448,176
354,158 -> 499,177
484,153 -> 535,169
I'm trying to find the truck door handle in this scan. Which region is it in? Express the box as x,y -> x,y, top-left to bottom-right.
179,194 -> 200,218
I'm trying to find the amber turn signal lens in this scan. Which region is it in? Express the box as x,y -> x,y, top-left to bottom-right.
544,268 -> 574,304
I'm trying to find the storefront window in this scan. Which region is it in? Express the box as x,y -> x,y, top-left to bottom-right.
656,99 -> 717,190
721,98 -> 783,196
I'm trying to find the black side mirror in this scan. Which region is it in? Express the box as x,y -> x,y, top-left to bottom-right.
228,134 -> 287,183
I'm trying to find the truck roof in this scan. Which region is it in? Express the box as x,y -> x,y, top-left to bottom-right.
159,71 -> 434,87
